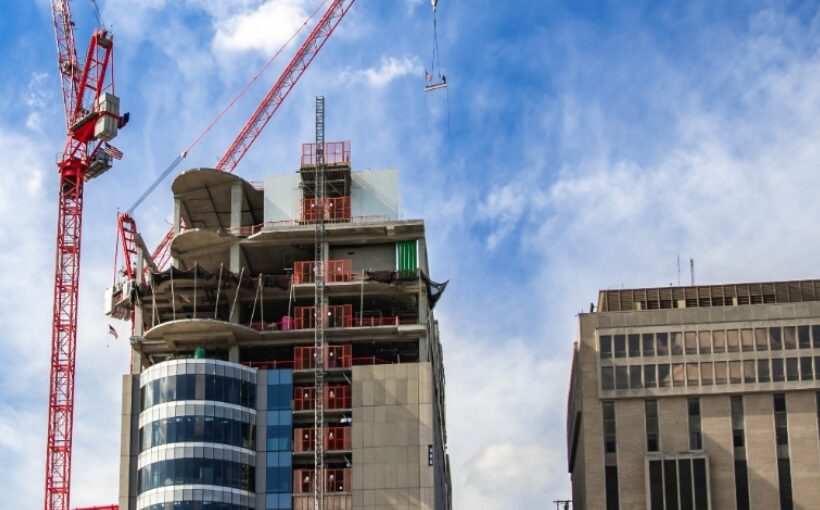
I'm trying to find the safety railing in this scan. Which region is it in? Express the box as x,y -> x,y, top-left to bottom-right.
294,345 -> 352,370
293,385 -> 352,411
293,468 -> 351,494
293,259 -> 354,284
293,304 -> 353,329
293,426 -> 351,453
301,196 -> 351,223
301,141 -> 351,167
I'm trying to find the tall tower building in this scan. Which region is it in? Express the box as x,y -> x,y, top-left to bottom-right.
567,280 -> 820,510
111,141 -> 451,510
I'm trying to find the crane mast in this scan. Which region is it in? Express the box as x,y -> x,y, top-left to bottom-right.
46,2 -> 124,510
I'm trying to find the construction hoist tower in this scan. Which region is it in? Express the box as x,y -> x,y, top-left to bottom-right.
312,96 -> 327,510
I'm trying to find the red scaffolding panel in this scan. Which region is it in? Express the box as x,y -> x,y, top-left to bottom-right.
293,259 -> 353,284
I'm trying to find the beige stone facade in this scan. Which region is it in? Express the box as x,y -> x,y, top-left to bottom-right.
567,280 -> 820,510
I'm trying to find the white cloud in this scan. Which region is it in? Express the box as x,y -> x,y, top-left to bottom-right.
343,56 -> 422,88
212,0 -> 313,55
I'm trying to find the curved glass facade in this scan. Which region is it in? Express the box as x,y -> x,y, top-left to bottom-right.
140,416 -> 254,451
145,504 -> 253,510
141,374 -> 256,409
138,458 -> 255,492
136,359 -> 257,510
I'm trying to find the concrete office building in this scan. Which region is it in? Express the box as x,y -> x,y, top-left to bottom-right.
567,280 -> 820,510
111,142 -> 451,510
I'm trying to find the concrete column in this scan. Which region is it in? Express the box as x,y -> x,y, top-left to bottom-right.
229,182 -> 244,323
745,393 -> 779,510
700,395 -> 735,510
788,391 -> 820,508
172,197 -> 181,269
229,344 -> 240,363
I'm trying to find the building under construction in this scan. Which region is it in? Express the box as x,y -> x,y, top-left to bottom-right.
110,140 -> 451,510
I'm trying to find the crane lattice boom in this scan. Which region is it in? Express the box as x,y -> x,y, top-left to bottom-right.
45,2 -> 124,510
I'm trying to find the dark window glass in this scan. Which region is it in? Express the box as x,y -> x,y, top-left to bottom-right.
645,400 -> 659,452
614,335 -> 627,358
649,460 -> 664,510
735,460 -> 750,510
657,333 -> 669,356
786,358 -> 799,381
678,459 -> 693,510
688,398 -> 702,450
693,458 -> 708,509
773,358 -> 785,382
601,367 -> 614,391
715,361 -> 727,385
137,458 -> 255,493
643,334 -> 655,356
605,465 -> 620,510
701,362 -> 713,385
672,363 -> 685,387
629,334 -> 641,357
800,357 -> 813,380
600,335 -> 613,359
777,459 -> 794,510
814,325 -> 820,348
664,459 -> 679,510
758,359 -> 770,383
630,366 -> 642,389
615,366 -> 629,390
770,327 -> 783,350
658,364 -> 671,388
141,373 -> 256,411
644,365 -> 657,388
798,325 -> 810,349
816,357 -> 820,380
603,401 -> 617,454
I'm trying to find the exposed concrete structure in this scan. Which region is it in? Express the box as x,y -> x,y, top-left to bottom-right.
567,280 -> 820,510
113,143 -> 451,510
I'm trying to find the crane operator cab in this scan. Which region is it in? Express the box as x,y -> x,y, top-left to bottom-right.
424,0 -> 448,92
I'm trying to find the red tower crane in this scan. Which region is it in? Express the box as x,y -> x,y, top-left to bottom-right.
45,1 -> 125,510
117,0 -> 356,279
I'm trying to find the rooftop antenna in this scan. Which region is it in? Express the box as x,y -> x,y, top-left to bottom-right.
690,258 -> 695,286
677,254 -> 681,286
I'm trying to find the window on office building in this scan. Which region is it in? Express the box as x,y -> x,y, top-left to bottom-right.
600,335 -> 613,359
701,362 -> 714,385
602,401 -> 619,510
727,329 -> 740,353
800,357 -> 813,381
798,325 -> 810,349
688,398 -> 702,450
743,360 -> 756,384
673,363 -> 685,387
741,329 -> 754,352
685,332 -> 698,355
758,359 -> 770,383
731,396 -> 750,510
715,361 -> 728,385
658,364 -> 671,388
647,456 -> 709,510
603,401 -> 617,454
686,363 -> 699,386
645,400 -> 659,452
772,358 -> 785,382
643,333 -> 655,356
713,330 -> 726,353
629,334 -> 641,357
644,365 -> 657,388
729,361 -> 742,384
755,328 -> 769,351
698,331 -> 711,354
784,327 -> 797,350
770,327 -> 783,350
773,394 -> 793,510
813,325 -> 820,348
601,367 -> 614,391
656,333 -> 670,356
786,358 -> 799,382
614,335 -> 626,358
671,332 -> 684,355
630,366 -> 642,389
615,366 -> 629,389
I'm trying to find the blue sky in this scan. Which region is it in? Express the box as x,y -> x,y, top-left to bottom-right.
3,0 -> 820,508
